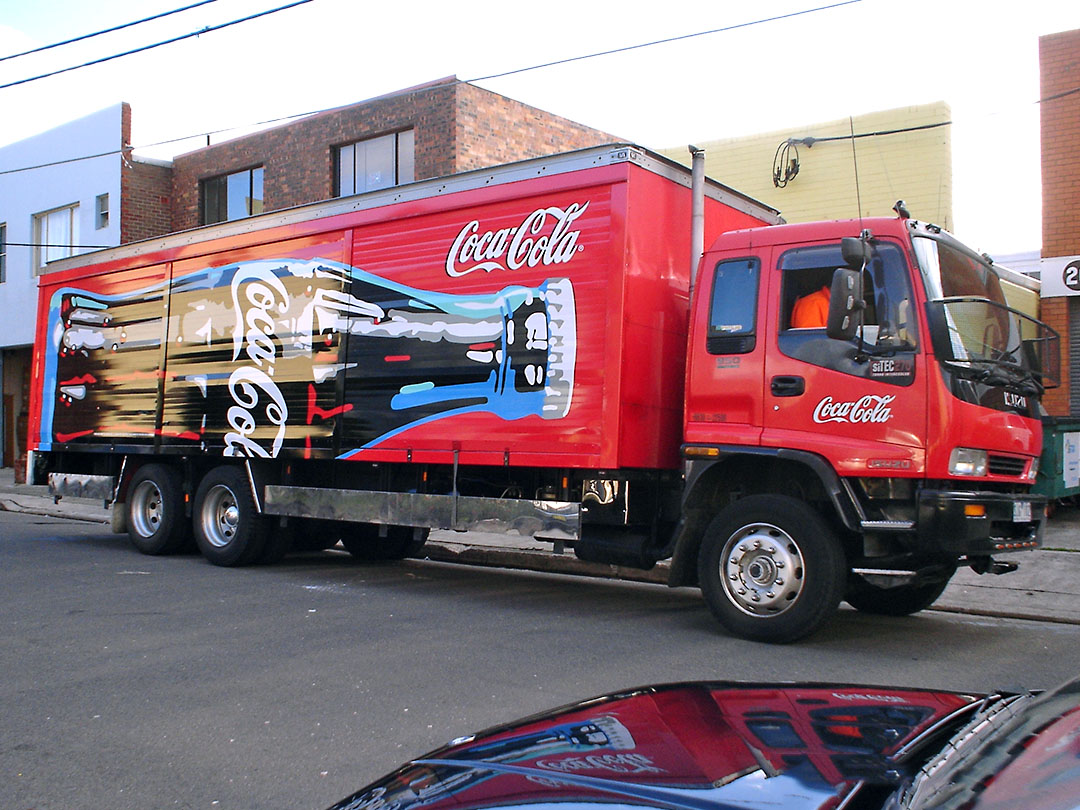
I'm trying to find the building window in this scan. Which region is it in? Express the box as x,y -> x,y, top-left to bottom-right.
200,166 -> 264,225
0,223 -> 6,283
33,204 -> 79,272
95,193 -> 110,229
334,130 -> 414,197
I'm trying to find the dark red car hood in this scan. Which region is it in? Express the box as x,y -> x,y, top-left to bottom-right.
326,682 -> 976,810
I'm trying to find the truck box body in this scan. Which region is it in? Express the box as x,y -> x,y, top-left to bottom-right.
30,146 -> 778,473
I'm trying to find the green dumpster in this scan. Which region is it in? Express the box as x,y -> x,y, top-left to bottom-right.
1034,417 -> 1080,500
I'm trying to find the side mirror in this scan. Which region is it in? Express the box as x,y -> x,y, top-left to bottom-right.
841,236 -> 870,269
827,267 -> 864,340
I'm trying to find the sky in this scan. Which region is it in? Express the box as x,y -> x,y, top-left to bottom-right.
0,0 -> 1076,256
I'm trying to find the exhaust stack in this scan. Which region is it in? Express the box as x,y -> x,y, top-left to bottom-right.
689,145 -> 705,296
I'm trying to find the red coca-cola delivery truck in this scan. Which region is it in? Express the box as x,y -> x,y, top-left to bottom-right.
28,144 -> 1058,642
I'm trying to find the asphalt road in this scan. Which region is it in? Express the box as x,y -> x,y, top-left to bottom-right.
4,510 -> 1080,810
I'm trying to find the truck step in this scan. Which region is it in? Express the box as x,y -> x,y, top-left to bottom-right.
860,519 -> 915,532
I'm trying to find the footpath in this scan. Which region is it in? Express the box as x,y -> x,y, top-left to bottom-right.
3,467 -> 1078,625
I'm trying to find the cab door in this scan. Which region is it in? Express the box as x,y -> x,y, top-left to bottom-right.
685,253 -> 768,448
761,240 -> 928,476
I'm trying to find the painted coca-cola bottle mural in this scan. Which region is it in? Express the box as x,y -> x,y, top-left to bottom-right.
39,257 -> 577,458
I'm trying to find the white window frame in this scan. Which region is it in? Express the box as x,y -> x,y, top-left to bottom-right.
95,193 -> 110,230
335,130 -> 415,197
33,203 -> 80,274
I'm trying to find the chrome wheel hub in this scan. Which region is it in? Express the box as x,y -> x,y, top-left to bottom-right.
202,485 -> 240,549
130,481 -> 163,538
720,523 -> 805,616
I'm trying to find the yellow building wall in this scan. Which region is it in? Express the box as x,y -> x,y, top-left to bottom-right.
659,102 -> 952,229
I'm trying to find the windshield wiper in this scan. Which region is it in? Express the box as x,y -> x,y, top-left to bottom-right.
944,357 -> 1042,396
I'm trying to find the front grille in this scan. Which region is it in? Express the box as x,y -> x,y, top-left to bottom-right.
988,455 -> 1027,477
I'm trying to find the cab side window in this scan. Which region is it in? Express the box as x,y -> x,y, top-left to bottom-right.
708,258 -> 759,355
777,242 -> 917,386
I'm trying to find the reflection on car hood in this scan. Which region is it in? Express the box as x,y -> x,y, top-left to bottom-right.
326,682 -> 975,810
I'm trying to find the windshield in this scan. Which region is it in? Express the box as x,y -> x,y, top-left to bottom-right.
913,236 -> 1009,304
913,236 -> 1059,389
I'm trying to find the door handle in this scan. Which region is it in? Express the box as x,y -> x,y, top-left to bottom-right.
771,375 -> 805,397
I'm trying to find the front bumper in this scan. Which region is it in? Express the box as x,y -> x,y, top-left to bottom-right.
916,489 -> 1044,554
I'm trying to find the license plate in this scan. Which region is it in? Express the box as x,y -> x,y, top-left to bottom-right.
1013,501 -> 1032,522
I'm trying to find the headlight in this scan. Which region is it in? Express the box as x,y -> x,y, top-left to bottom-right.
949,448 -> 988,477
1028,456 -> 1040,481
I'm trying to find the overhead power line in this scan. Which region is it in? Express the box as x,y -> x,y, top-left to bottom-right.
0,0 -> 313,91
466,0 -> 862,84
0,0 -> 221,64
5,242 -> 113,249
0,1 -> 863,177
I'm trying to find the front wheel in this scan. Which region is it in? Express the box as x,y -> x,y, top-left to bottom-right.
698,495 -> 846,643
193,466 -> 266,566
845,568 -> 955,616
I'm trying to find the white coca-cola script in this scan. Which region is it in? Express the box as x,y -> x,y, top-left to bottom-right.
445,202 -> 588,277
225,264 -> 290,457
812,395 -> 896,424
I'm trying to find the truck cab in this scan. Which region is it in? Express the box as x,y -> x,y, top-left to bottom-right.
678,213 -> 1059,642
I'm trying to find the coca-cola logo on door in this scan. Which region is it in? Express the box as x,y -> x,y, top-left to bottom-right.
812,395 -> 896,424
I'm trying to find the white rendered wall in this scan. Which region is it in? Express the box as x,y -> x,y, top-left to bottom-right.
0,104 -> 124,349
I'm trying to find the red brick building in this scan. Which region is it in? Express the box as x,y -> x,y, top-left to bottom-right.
119,104 -> 173,244
1038,28 -> 1080,416
168,77 -> 616,232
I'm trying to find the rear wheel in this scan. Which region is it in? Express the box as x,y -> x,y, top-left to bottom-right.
341,524 -> 429,561
845,569 -> 955,616
698,494 -> 846,643
126,464 -> 188,555
193,466 -> 266,566
291,519 -> 344,552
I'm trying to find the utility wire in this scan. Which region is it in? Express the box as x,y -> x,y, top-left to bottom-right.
0,0 -> 313,91
785,120 -> 953,148
0,0 -> 220,64
0,1 -> 863,175
5,242 -> 112,249
466,0 -> 862,83
1,0 -> 1076,179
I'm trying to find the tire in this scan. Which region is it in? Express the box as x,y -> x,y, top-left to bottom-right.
845,569 -> 955,616
125,464 -> 188,555
193,466 -> 266,567
257,519 -> 295,564
291,519 -> 344,552
697,494 -> 846,643
341,524 -> 429,561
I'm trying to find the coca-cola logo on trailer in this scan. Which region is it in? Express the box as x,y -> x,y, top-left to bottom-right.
446,202 -> 589,277
813,395 -> 895,424
225,263 -> 290,458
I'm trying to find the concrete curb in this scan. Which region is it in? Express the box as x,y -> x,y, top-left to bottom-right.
0,496 -> 112,524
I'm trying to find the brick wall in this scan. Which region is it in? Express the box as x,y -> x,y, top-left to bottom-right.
453,83 -> 617,171
1040,28 -> 1080,415
1041,29 -> 1080,258
121,159 -> 172,243
169,78 -> 616,232
170,78 -> 462,231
